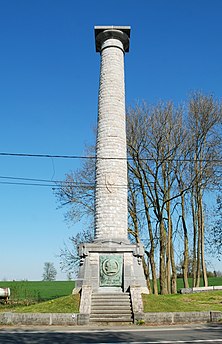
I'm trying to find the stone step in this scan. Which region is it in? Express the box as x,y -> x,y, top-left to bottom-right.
91,302 -> 131,307
91,309 -> 131,314
90,315 -> 133,321
91,305 -> 131,310
90,292 -> 133,324
92,293 -> 130,299
92,300 -> 130,305
91,299 -> 130,305
91,296 -> 130,304
92,295 -> 130,299
92,292 -> 130,295
90,313 -> 132,320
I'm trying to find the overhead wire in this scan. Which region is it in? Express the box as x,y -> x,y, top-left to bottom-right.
0,175 -> 91,185
0,181 -> 60,188
0,176 -> 93,188
0,151 -> 221,188
0,175 -> 129,189
0,151 -> 222,162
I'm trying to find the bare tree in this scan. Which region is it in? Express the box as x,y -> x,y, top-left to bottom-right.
209,195 -> 222,257
188,92 -> 222,287
55,145 -> 95,225
42,262 -> 57,281
127,102 -> 186,294
55,93 -> 222,294
59,228 -> 94,274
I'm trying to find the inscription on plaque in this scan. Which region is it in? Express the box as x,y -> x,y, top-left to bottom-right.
100,255 -> 123,287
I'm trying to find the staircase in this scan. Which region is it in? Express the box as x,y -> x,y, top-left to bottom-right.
90,292 -> 133,324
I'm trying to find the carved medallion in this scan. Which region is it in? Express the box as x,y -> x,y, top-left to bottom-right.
102,258 -> 119,276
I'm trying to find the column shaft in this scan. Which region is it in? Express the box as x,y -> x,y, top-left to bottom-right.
94,33 -> 129,242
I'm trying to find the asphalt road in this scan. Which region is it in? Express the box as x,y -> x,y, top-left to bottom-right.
0,324 -> 221,343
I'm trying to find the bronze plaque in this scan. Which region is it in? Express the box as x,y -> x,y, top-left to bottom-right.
100,255 -> 123,287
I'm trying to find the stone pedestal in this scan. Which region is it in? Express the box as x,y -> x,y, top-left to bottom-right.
76,241 -> 148,293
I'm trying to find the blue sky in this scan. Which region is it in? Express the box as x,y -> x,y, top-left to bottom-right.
0,0 -> 221,280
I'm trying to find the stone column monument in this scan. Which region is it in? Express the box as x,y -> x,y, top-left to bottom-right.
76,27 -> 148,321
94,26 -> 129,243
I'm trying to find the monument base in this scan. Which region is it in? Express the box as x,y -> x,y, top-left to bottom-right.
75,240 -> 149,293
74,240 -> 149,324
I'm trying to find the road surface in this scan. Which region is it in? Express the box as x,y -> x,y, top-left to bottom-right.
0,324 -> 221,343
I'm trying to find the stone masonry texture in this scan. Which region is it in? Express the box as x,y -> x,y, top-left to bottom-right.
0,311 -> 221,325
94,27 -> 130,241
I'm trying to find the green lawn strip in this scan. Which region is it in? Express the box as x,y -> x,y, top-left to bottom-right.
0,281 -> 74,301
1,280 -> 222,314
149,277 -> 222,293
0,295 -> 80,313
176,277 -> 222,291
1,278 -> 222,300
142,291 -> 222,312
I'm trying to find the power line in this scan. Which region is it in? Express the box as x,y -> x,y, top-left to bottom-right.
0,180 -> 95,188
0,176 -> 137,189
0,176 -> 93,188
0,151 -> 222,162
0,181 -> 60,188
0,181 -> 129,189
0,176 -> 128,188
1,173 -> 220,190
0,175 -> 91,185
0,152 -> 91,159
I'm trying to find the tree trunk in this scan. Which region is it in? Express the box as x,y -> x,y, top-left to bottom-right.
139,168 -> 158,295
159,220 -> 167,294
196,189 -> 201,287
149,251 -> 158,295
199,194 -> 208,287
143,256 -> 152,293
191,189 -> 197,287
170,237 -> 177,294
166,200 -> 172,294
181,192 -> 189,288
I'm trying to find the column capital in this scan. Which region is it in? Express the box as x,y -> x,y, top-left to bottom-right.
94,26 -> 131,53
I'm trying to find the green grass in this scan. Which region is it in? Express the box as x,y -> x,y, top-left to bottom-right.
0,279 -> 222,314
149,277 -> 222,293
0,294 -> 80,313
1,278 -> 221,301
176,277 -> 222,291
142,291 -> 222,313
0,281 -> 79,313
0,281 -> 74,302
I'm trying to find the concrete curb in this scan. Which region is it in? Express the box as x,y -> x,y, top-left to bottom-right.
143,311 -> 222,325
0,313 -> 78,326
0,311 -> 221,326
180,286 -> 222,294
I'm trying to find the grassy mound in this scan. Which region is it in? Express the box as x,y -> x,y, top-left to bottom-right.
0,294 -> 80,313
142,291 -> 222,312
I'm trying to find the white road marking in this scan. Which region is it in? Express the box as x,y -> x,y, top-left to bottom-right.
86,341 -> 222,344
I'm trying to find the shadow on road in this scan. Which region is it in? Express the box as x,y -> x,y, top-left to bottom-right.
0,324 -> 221,343
0,331 -> 135,343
